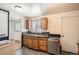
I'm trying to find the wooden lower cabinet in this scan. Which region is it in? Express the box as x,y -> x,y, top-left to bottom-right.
27,37 -> 33,48
32,38 -> 38,50
23,35 -> 47,52
39,39 -> 47,46
39,45 -> 47,51
23,36 -> 28,47
39,38 -> 47,52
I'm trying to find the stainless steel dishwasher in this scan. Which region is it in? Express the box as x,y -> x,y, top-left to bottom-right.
48,37 -> 60,54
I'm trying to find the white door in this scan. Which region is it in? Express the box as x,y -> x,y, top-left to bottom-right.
61,16 -> 79,53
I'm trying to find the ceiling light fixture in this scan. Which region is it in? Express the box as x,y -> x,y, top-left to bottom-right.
14,5 -> 23,12
15,5 -> 22,8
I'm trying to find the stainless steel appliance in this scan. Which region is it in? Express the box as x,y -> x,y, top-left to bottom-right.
48,37 -> 60,54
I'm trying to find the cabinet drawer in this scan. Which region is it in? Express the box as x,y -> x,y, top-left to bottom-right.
39,40 -> 47,46
39,45 -> 47,51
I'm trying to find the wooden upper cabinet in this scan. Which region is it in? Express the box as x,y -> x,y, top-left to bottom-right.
26,20 -> 29,30
41,17 -> 48,30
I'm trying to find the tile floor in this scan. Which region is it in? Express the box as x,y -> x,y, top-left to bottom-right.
16,47 -> 77,55
11,40 -> 77,55
16,47 -> 49,55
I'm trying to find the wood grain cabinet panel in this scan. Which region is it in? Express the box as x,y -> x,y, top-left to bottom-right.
39,45 -> 47,51
32,38 -> 38,50
39,37 -> 47,52
27,37 -> 33,48
39,40 -> 47,46
41,17 -> 48,30
23,36 -> 28,47
23,35 -> 48,52
26,20 -> 29,30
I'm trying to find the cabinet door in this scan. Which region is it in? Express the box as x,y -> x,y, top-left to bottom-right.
39,45 -> 47,51
27,37 -> 33,48
26,20 -> 29,30
39,38 -> 47,45
23,36 -> 28,47
32,37 -> 38,50
39,38 -> 47,52
41,17 -> 48,30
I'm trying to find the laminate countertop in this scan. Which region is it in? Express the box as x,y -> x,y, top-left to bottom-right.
22,32 -> 49,38
22,32 -> 61,39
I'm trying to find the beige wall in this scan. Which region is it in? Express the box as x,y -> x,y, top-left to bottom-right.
32,11 -> 79,53
46,15 -> 61,34
61,16 -> 79,53
33,11 -> 79,34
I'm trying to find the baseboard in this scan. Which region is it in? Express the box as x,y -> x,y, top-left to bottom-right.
10,39 -> 20,42
62,50 -> 78,55
14,40 -> 20,43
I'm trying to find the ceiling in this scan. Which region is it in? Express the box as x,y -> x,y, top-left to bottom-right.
0,3 -> 79,17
